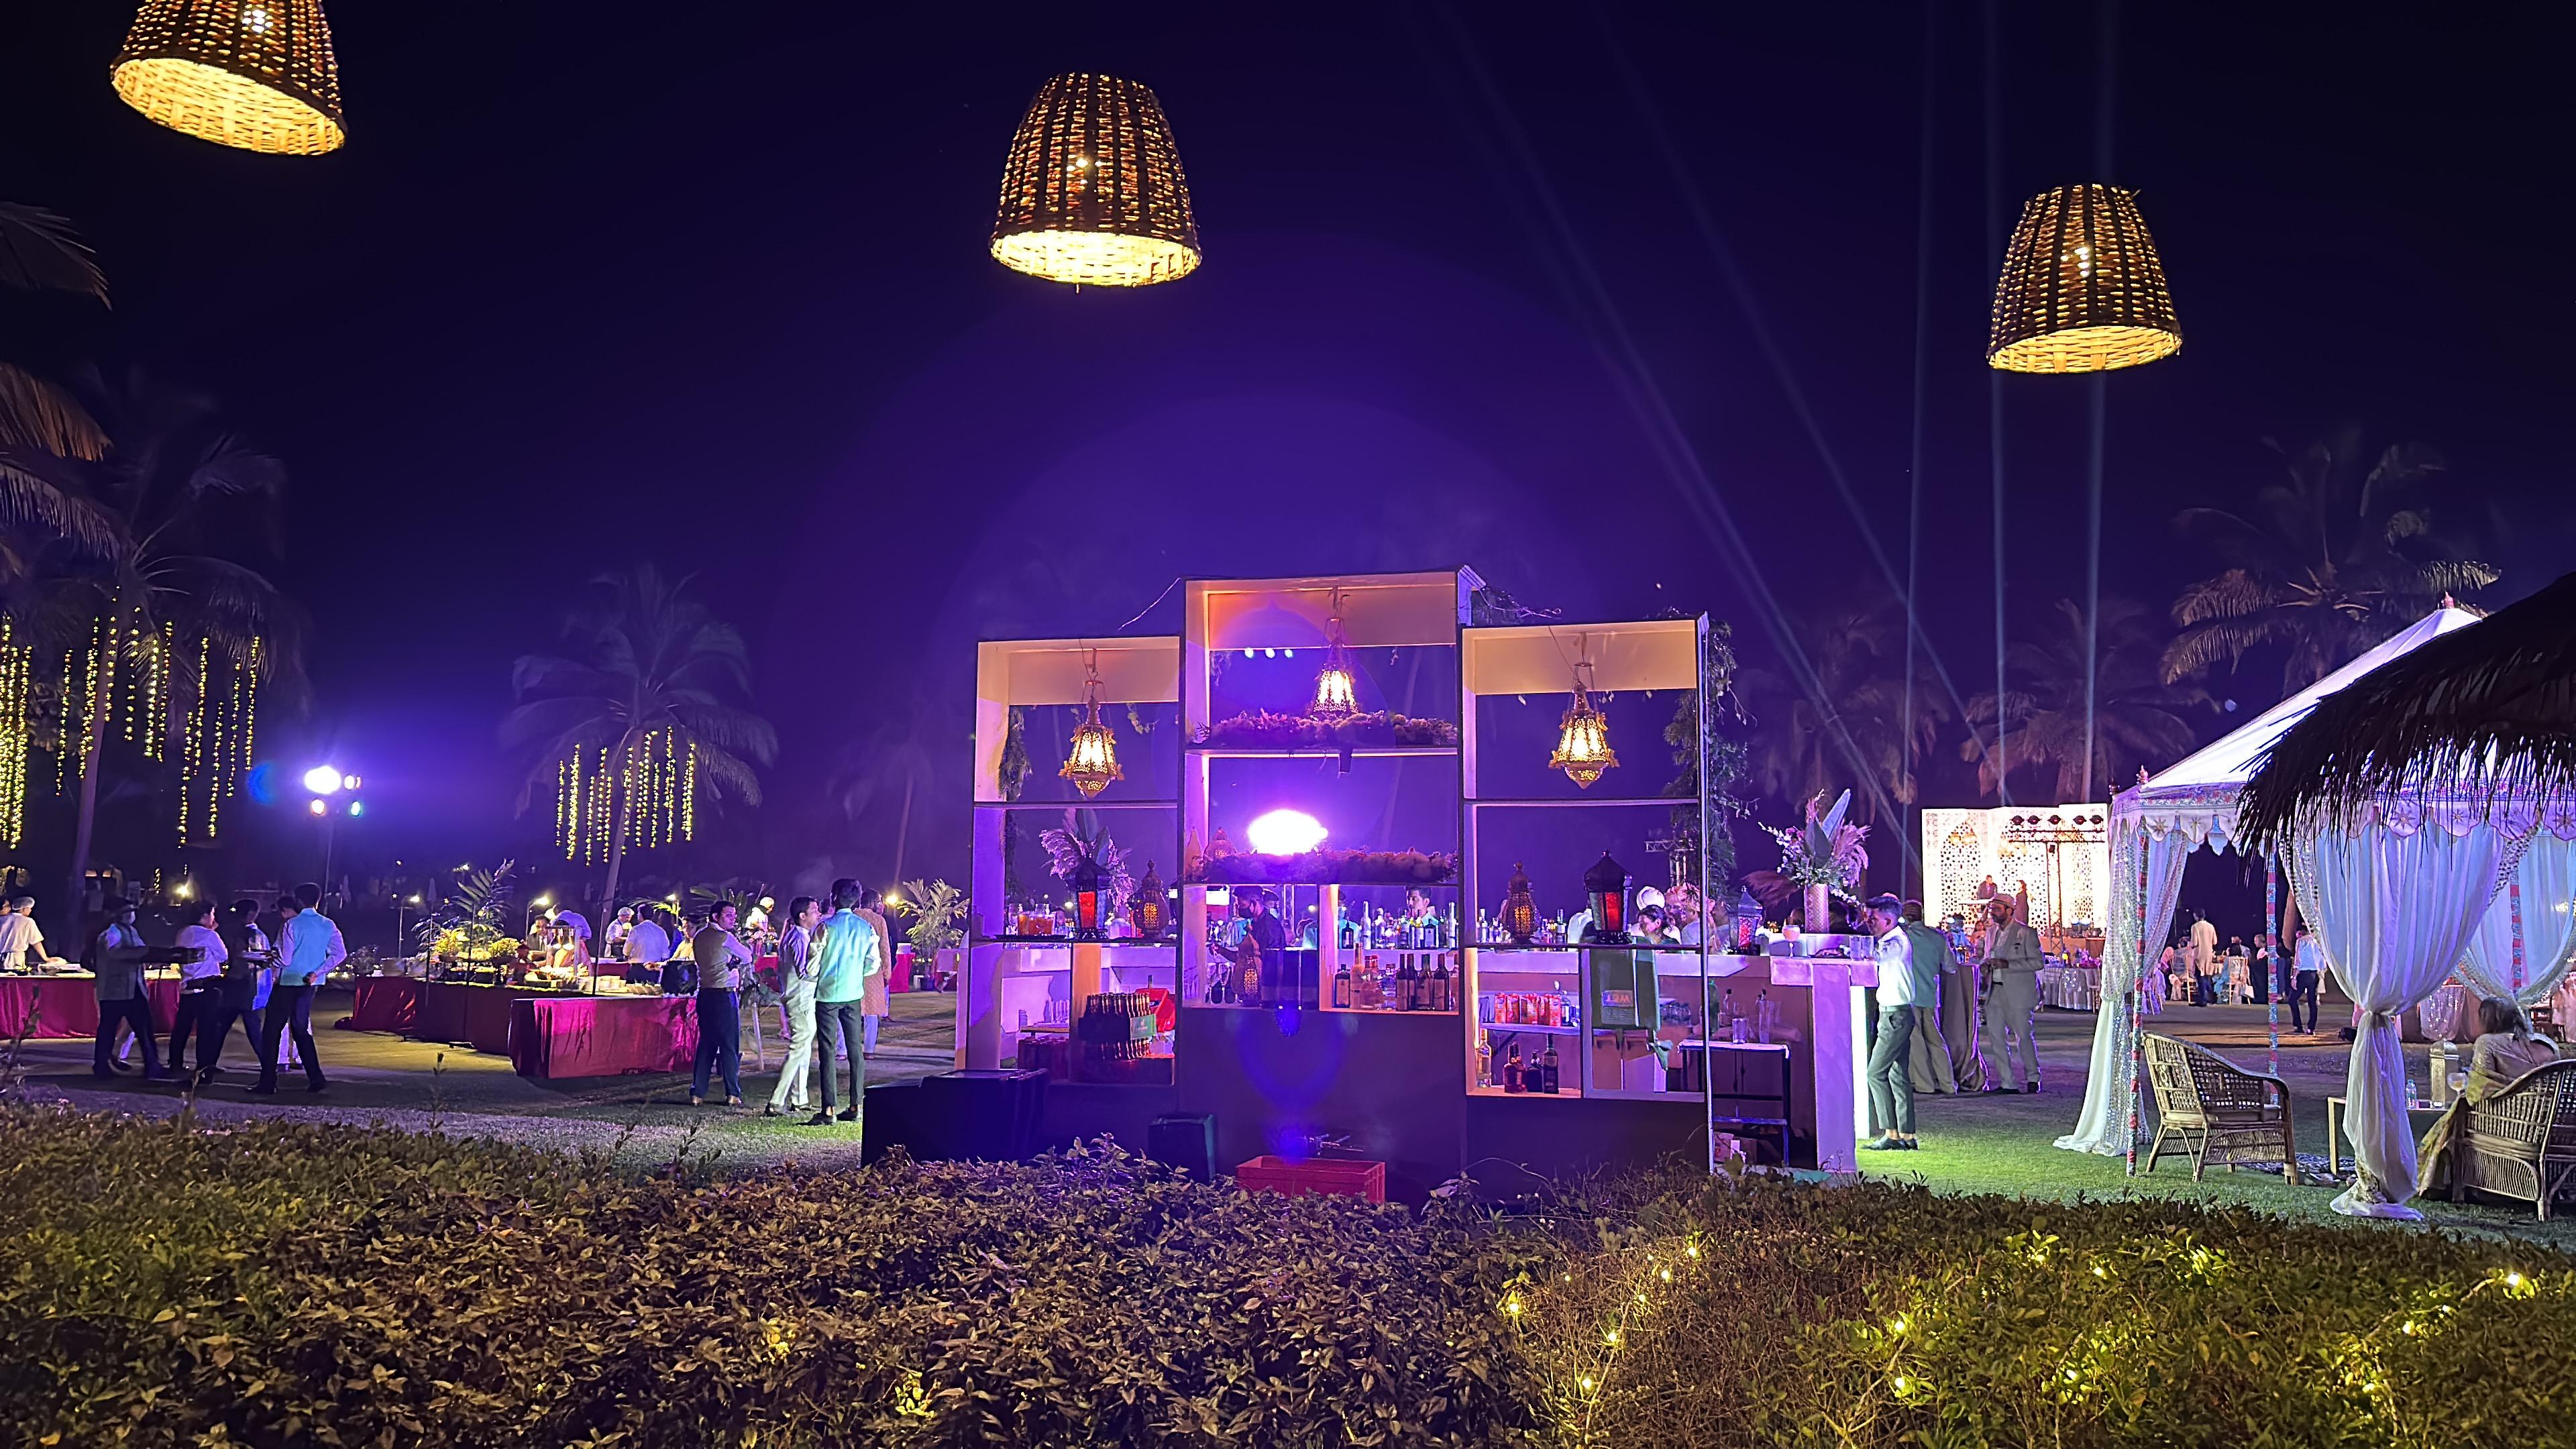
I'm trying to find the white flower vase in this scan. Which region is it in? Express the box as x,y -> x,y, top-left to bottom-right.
1805,884 -> 1831,938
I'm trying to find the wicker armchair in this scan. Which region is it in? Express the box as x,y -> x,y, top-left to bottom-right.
2142,1033 -> 2296,1182
2449,1060 -> 2576,1221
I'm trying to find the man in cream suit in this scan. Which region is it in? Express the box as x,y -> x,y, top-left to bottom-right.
1980,896 -> 2045,1093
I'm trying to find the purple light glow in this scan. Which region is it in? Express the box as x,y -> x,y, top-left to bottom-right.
1246,808 -> 1328,855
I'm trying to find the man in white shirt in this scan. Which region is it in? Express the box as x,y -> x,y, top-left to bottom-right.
623,909 -> 672,985
0,896 -> 50,971
254,882 -> 343,1094
167,899 -> 229,1077
1862,893 -> 1919,1152
604,906 -> 636,961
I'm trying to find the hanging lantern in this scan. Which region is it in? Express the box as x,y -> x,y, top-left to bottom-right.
1307,590 -> 1359,722
1059,651 -> 1124,798
991,72 -> 1200,286
1582,851 -> 1631,945
1502,861 -> 1539,945
111,0 -> 346,156
1548,638 -> 1618,788
1130,860 -> 1166,942
1071,854 -> 1104,940
1987,184 -> 2180,373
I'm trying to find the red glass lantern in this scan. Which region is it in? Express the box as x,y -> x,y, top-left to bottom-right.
1131,860 -> 1166,941
1582,851 -> 1630,944
1072,855 -> 1104,940
1503,861 -> 1539,944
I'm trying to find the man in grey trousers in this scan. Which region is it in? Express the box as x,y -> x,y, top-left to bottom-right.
1898,900 -> 1959,1095
1980,896 -> 2045,1093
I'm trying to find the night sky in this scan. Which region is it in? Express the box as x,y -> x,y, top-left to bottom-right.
4,5 -> 2567,908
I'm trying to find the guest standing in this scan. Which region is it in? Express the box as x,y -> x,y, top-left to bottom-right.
88,898 -> 158,1079
688,899 -> 753,1107
1980,898 -> 2045,1093
857,888 -> 895,1057
194,900 -> 272,1077
254,883 -> 340,1094
1861,894 -> 1919,1151
623,908 -> 672,986
2188,912 -> 2220,1006
166,900 -> 227,1077
2286,926 -> 2322,1034
763,897 -> 822,1117
1938,913 -> 1984,1093
1897,900 -> 1958,1095
804,881 -> 883,1127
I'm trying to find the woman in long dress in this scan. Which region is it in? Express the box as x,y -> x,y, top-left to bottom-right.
2417,996 -> 2563,1197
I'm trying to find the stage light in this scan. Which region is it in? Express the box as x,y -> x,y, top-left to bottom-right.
302,764 -> 343,794
1246,808 -> 1327,856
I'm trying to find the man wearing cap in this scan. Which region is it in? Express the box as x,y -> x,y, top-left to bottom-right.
1861,893 -> 1919,1151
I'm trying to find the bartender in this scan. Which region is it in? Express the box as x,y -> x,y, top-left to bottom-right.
1396,888 -> 1442,948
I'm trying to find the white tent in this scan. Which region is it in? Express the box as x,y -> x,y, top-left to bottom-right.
2055,605 -> 2576,1217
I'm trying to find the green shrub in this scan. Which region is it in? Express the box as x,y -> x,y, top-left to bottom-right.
0,1106 -> 1552,1447
3,1107 -> 2571,1448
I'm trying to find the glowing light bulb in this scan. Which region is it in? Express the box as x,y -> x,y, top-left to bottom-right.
302,765 -> 343,795
1244,808 -> 1327,855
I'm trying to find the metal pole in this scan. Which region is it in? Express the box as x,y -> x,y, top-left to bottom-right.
2124,825 -> 2147,1176
2265,857 -> 2280,1078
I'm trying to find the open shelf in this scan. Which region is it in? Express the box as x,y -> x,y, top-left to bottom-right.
970,936 -> 1183,949
973,798 -> 1179,810
1476,1020 -> 1580,1036
1189,745 -> 1458,759
1467,1083 -> 1586,1100
1465,796 -> 1697,810
1474,943 -> 1711,954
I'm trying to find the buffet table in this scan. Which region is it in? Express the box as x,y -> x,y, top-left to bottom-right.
509,994 -> 697,1079
0,975 -> 182,1039
412,981 -> 572,1055
343,975 -> 422,1034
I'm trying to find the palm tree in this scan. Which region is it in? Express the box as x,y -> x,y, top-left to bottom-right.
1735,596 -> 1949,837
2162,429 -> 2497,694
502,566 -> 777,923
1964,596 -> 2212,802
0,203 -> 109,462
39,374 -> 303,915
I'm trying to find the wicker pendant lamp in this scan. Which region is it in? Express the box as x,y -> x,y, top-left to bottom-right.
112,0 -> 345,156
1987,184 -> 2178,373
991,72 -> 1200,286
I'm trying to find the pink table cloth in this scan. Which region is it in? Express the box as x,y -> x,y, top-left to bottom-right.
0,977 -> 181,1040
510,994 -> 698,1079
341,976 -> 421,1034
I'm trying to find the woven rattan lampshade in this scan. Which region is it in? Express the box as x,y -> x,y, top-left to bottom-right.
112,0 -> 345,156
991,73 -> 1199,286
1987,184 -> 2178,373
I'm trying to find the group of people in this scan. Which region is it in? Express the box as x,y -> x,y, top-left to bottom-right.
1861,892 -> 2051,1152
2149,913 -> 2325,1032
86,883 -> 346,1093
672,880 -> 891,1128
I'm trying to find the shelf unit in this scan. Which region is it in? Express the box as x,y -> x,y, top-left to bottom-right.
1462,616 -> 1724,1169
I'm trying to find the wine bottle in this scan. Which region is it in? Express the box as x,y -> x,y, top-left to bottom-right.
1504,1041 -> 1525,1093
1540,1040 -> 1561,1095
1430,954 -> 1452,1012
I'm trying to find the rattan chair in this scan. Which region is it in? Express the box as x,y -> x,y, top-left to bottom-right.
2142,1033 -> 2296,1182
2449,1060 -> 2576,1221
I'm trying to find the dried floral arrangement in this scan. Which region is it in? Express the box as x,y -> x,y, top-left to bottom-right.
1192,709 -> 1458,751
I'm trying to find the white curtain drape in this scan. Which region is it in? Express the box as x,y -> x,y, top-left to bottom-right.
2057,818 -> 2195,1155
2458,834 -> 2576,1010
2290,823 -> 2510,1218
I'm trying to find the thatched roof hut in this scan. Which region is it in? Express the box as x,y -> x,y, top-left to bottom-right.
2237,572 -> 2576,851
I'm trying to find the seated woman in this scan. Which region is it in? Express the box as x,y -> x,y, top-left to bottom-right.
2417,996 -> 2564,1197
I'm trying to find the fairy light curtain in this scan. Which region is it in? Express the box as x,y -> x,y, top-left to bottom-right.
555,729 -> 699,863
0,621 -> 262,849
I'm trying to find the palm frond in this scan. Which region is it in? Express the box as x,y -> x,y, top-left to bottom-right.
0,365 -> 108,460
0,203 -> 108,301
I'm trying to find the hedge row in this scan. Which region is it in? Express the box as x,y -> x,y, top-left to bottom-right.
1,1106 -> 2570,1447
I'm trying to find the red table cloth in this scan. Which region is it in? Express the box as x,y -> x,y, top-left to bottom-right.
510,994 -> 698,1079
341,976 -> 421,1034
0,977 -> 181,1039
413,981 -> 559,1052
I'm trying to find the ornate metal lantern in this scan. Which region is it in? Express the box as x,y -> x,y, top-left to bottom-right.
1130,860 -> 1166,942
1582,851 -> 1631,945
1059,651 -> 1124,799
991,72 -> 1201,286
1071,855 -> 1104,940
1503,861 -> 1539,945
1987,184 -> 2180,374
1307,590 -> 1359,722
112,0 -> 347,156
1548,639 -> 1618,788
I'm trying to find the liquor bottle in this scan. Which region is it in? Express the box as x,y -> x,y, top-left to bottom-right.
1477,1032 -> 1495,1087
1445,903 -> 1460,949
1719,988 -> 1735,1031
1236,932 -> 1264,1008
1540,1040 -> 1562,1094
1430,954 -> 1452,1012
1503,1041 -> 1525,1093
1331,958 -> 1351,1009
1397,953 -> 1417,1011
